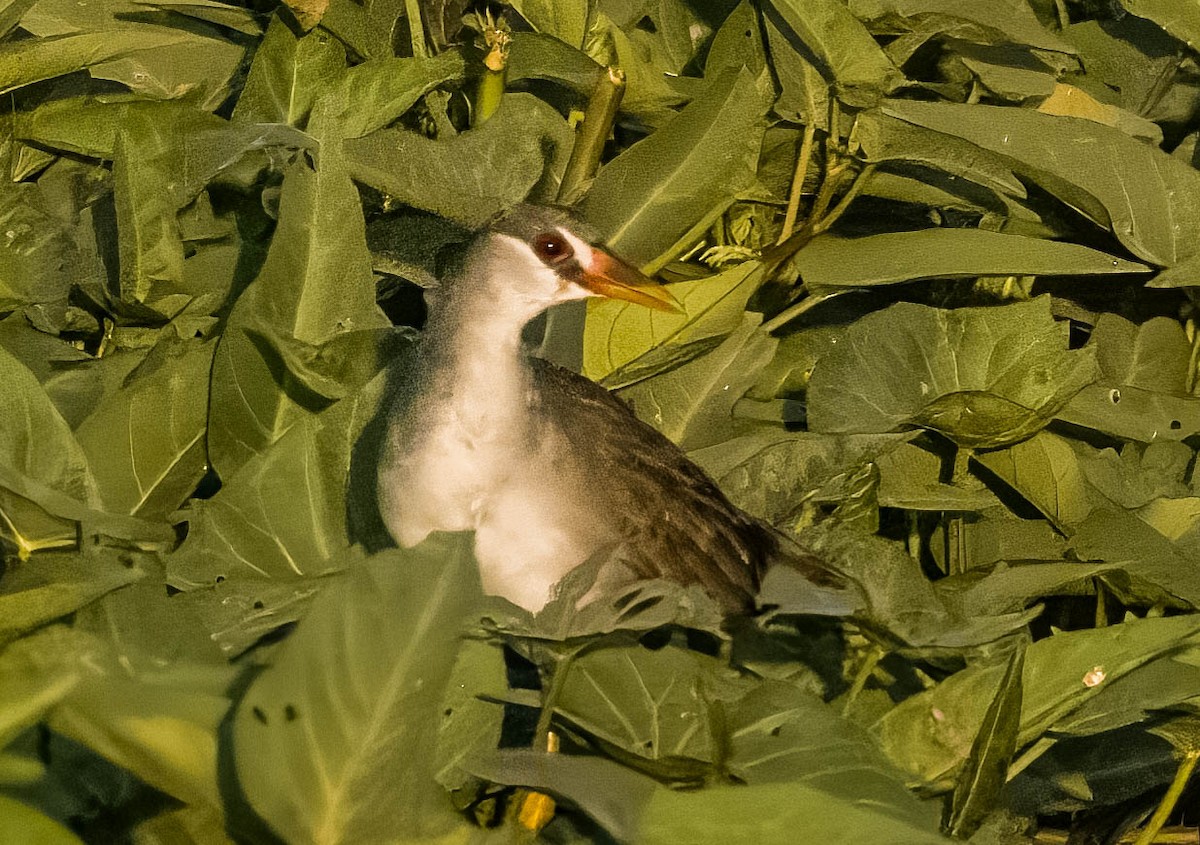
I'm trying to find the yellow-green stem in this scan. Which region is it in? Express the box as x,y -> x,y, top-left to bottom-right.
777,121 -> 817,245
842,644 -> 885,715
558,66 -> 626,205
403,0 -> 426,58
1133,751 -> 1200,845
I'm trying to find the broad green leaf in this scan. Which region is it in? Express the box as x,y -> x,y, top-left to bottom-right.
0,549 -> 144,645
973,431 -> 1101,529
764,0 -> 903,107
1057,384 -> 1200,442
935,560 -> 1112,619
1090,313 -> 1191,393
0,0 -> 36,37
774,525 -> 1035,655
232,535 -> 481,845
638,779 -> 945,844
0,796 -> 84,845
170,367 -> 391,602
763,12 -> 829,127
582,68 -> 768,269
207,147 -> 386,478
808,297 -> 1098,448
854,110 -> 1025,198
705,0 -> 767,79
85,33 -> 244,109
345,93 -> 573,227
618,313 -> 776,451
0,346 -> 96,513
876,442 -> 1000,511
728,679 -> 932,826
689,428 -> 910,526
50,655 -> 232,811
583,261 -> 765,384
1061,18 -> 1182,115
883,100 -> 1200,268
75,338 -> 214,519
1114,0 -> 1200,50
0,182 -> 74,311
508,0 -> 589,48
1052,653 -> 1200,737
0,626 -> 96,747
131,805 -> 234,845
232,14 -> 347,126
434,639 -> 507,798
961,56 -> 1057,102
0,29 -> 196,96
947,647 -> 1024,837
508,30 -> 603,92
111,111 -> 186,312
132,0 -> 262,34
1070,507 -> 1200,610
554,645 -> 725,778
321,50 -> 467,140
792,230 -> 1149,289
849,0 -> 1075,53
875,614 -> 1200,787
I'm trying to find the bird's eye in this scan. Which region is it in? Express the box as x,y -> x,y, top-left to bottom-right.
533,232 -> 573,263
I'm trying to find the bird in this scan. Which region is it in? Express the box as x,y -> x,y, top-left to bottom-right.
367,204 -> 833,615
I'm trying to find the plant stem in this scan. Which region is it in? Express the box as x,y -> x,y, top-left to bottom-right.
1094,578 -> 1108,628
533,649 -> 577,746
777,121 -> 817,245
403,0 -> 426,58
473,11 -> 511,126
557,66 -> 626,205
760,289 -> 849,334
842,644 -> 885,715
1134,751 -> 1200,845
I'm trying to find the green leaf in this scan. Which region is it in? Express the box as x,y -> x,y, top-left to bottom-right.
792,230 -> 1149,289
1056,384 -> 1200,442
0,626 -> 95,748
1051,652 -> 1200,737
808,297 -> 1098,448
168,368 -> 395,651
508,0 -> 589,48
875,614 -> 1200,788
1070,507 -> 1200,610
508,30 -> 603,92
320,50 -> 467,140
0,795 -> 84,845
850,0 -> 1076,53
132,0 -> 263,34
231,14 -> 347,126
947,647 -> 1024,837
854,110 -> 1025,198
1090,313 -> 1192,393
207,147 -> 386,478
345,93 -> 573,227
0,345 -> 96,512
554,645 -> 725,779
617,313 -> 776,451
75,338 -> 214,519
688,428 -> 911,526
0,549 -> 144,646
1113,0 -> 1200,50
973,431 -> 1101,529
705,0 -> 767,79
0,181 -> 74,311
0,29 -> 197,96
232,535 -> 481,845
582,68 -> 768,269
583,260 -> 765,385
935,559 -> 1112,619
434,639 -> 507,798
638,779 -> 945,844
763,0 -> 903,107
883,100 -> 1200,268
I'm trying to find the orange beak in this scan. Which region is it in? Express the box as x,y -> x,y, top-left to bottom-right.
579,248 -> 683,313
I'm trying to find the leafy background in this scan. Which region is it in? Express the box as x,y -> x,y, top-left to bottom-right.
5,0 -> 1200,842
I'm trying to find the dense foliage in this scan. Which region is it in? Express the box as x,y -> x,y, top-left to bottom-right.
4,0 -> 1200,842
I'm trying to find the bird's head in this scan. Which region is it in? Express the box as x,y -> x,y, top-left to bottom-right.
455,204 -> 682,320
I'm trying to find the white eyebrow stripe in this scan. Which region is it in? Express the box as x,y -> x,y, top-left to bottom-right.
558,228 -> 593,270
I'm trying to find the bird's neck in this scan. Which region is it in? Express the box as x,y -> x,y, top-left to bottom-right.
419,285 -> 535,424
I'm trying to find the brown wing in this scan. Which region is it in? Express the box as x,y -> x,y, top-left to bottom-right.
529,358 -> 789,613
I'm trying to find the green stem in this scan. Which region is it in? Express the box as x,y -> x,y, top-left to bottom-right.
760,289 -> 848,334
557,66 -> 627,205
776,121 -> 817,245
533,649 -> 578,747
1094,578 -> 1108,628
1133,751 -> 1200,845
403,0 -> 426,58
842,644 -> 885,716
